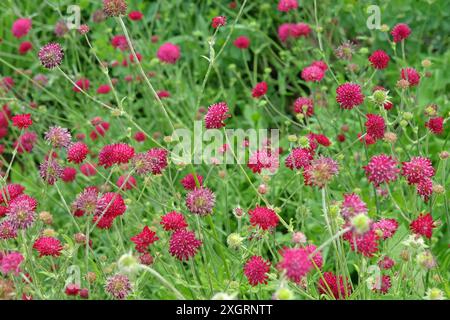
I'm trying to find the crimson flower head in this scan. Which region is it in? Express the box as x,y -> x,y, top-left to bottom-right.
12,114 -> 32,129
391,23 -> 411,43
373,218 -> 399,239
301,65 -> 325,82
67,142 -> 89,164
169,229 -> 202,261
285,148 -> 312,170
128,11 -> 143,21
401,157 -> 435,184
12,18 -> 32,38
38,43 -> 64,69
293,97 -> 314,117
212,16 -> 226,28
160,211 -> 188,231
363,154 -> 399,187
146,148 -> 168,174
252,81 -> 268,98
277,0 -> 298,12
19,41 -> 33,55
33,236 -> 63,257
204,102 -> 230,129
98,143 -> 135,168
368,50 -> 390,69
244,256 -> 271,286
130,226 -> 159,253
247,149 -> 279,174
365,114 -> 385,140
248,206 -> 279,231
400,68 -> 420,87
343,229 -> 379,257
336,82 -> 364,109
318,272 -> 352,299
181,173 -> 203,190
425,117 -> 444,135
157,42 -> 181,64
94,193 -> 126,229
233,36 -> 250,49
0,252 -> 24,275
105,274 -> 132,300
73,78 -> 90,92
185,187 -> 216,216
277,247 -> 313,283
410,213 -> 436,239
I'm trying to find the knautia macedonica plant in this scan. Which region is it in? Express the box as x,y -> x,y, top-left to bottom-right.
0,0 -> 448,302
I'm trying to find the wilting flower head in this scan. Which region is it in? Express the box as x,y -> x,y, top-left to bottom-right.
156,42 -> 180,64
204,102 -> 231,129
39,158 -> 63,185
103,0 -> 127,17
38,43 -> 64,69
340,193 -> 367,220
336,83 -> 364,109
0,220 -> 17,240
45,126 -> 71,148
248,206 -> 279,231
185,187 -> 216,215
303,157 -> 339,188
244,256 -> 271,286
391,23 -> 411,43
363,154 -> 399,187
169,229 -> 202,261
335,41 -> 355,60
105,274 -> 132,299
75,187 -> 99,215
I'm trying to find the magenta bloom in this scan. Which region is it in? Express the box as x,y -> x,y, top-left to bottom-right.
73,78 -> 90,92
341,193 -> 367,220
303,157 -> 339,188
410,213 -> 436,239
45,126 -> 72,148
0,252 -> 24,275
38,43 -> 64,69
373,219 -> 398,239
293,97 -> 314,117
157,42 -> 181,64
247,149 -> 280,174
212,16 -> 226,28
277,0 -> 298,12
98,143 -> 135,168
39,158 -> 64,185
233,36 -> 250,49
285,148 -> 313,170
301,65 -> 325,82
105,274 -> 132,300
252,81 -> 268,98
33,236 -> 63,257
6,197 -> 36,230
12,18 -> 32,38
128,11 -> 143,21
363,154 -> 399,187
169,229 -> 202,261
244,256 -> 271,286
365,114 -> 385,141
181,173 -> 203,190
248,206 -> 279,231
425,117 -> 444,135
400,68 -> 420,87
368,50 -> 390,69
67,142 -> 89,164
318,271 -> 352,299
185,187 -> 216,215
336,83 -> 364,109
204,102 -> 230,129
401,157 -> 435,185
277,248 -> 313,283
160,211 -> 188,231
12,114 -> 32,129
391,23 -> 411,43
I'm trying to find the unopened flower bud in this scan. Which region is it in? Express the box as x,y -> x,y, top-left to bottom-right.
227,233 -> 244,250
39,211 -> 53,225
351,214 -> 371,234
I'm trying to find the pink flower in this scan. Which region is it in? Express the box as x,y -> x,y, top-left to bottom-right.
33,236 -> 63,257
252,81 -> 268,98
293,97 -> 314,117
181,173 -> 203,190
128,11 -> 143,21
38,43 -> 64,69
67,142 -> 89,164
160,211 -> 188,231
285,148 -> 313,170
204,102 -> 231,129
244,256 -> 271,286
248,206 -> 279,230
169,229 -> 202,261
363,154 -> 399,187
425,117 -> 444,135
318,271 -> 352,299
341,193 -> 367,220
185,187 -> 216,216
212,16 -> 226,28
130,226 -> 159,253
233,36 -> 250,49
18,41 -> 33,55
0,252 -> 24,275
157,42 -> 181,64
12,114 -> 32,129
105,274 -> 132,300
301,65 -> 325,82
368,50 -> 390,69
336,83 -> 364,109
410,213 -> 435,239
12,18 -> 32,38
277,247 -> 313,283
400,68 -> 420,87
97,84 -> 111,94
401,157 -> 434,185
373,219 -> 398,239
73,78 -> 90,92
277,0 -> 298,12
391,23 -> 411,43
365,114 -> 385,140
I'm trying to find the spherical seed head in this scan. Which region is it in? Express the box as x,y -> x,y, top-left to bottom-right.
38,43 -> 64,69
103,0 -> 127,17
370,90 -> 390,106
227,233 -> 244,250
39,158 -> 63,185
105,274 -> 132,299
274,287 -> 294,300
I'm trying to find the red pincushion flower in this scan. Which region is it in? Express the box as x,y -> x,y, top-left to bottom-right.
67,142 -> 89,164
277,0 -> 298,12
97,84 -> 111,94
65,283 -> 80,296
373,218 -> 398,240
156,90 -> 170,99
400,68 -> 420,87
19,41 -> 33,55
252,81 -> 268,98
38,43 -> 64,69
304,244 -> 323,269
233,36 -> 250,49
336,83 -> 364,109
133,131 -> 146,142
61,167 -> 77,182
311,60 -> 328,71
12,114 -> 32,129
157,42 -> 181,64
340,193 -> 367,221
204,102 -> 230,129
0,184 -> 25,205
73,78 -> 90,92
368,50 -> 390,69
180,173 -> 204,190
146,148 -> 168,174
94,193 -> 126,229
160,211 -> 188,231
378,256 -> 395,270
363,154 -> 399,187
247,149 -> 280,174
285,148 -> 312,170
277,247 -> 313,283
111,35 -> 128,51
401,157 -> 435,184
293,97 -> 314,117
128,11 -> 143,21
410,213 -> 436,239
425,117 -> 444,135
212,16 -> 226,28
278,23 -> 310,42
318,271 -> 352,300
313,133 -> 331,147
80,163 -> 96,176
372,275 -> 392,294
33,236 -> 63,257
343,229 -> 379,257
12,18 -> 32,38
416,178 -> 433,202
169,229 -> 202,261
98,143 -> 135,168
391,23 -> 411,43
365,114 -> 385,140
244,255 -> 271,286
248,206 -> 279,230
116,175 -> 137,190
301,65 -> 325,82
130,226 -> 159,253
